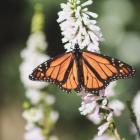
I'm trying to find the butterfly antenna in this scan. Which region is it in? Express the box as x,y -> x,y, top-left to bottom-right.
69,44 -> 79,50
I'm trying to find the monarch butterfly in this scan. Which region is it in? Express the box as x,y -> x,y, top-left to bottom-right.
29,46 -> 136,93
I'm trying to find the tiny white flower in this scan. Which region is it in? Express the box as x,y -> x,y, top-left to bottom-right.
79,101 -> 98,115
86,11 -> 98,18
83,95 -> 98,103
24,127 -> 46,140
50,111 -> 59,123
78,91 -> 112,125
93,134 -> 116,140
79,93 -> 100,115
87,108 -> 102,124
25,89 -> 42,104
23,108 -> 44,123
98,122 -> 110,136
109,100 -> 125,117
105,82 -> 117,97
107,112 -> 113,122
45,94 -> 56,105
25,122 -> 35,131
81,0 -> 93,7
49,135 -> 59,140
133,91 -> 140,129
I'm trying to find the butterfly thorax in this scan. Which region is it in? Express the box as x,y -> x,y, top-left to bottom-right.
74,47 -> 84,87
74,46 -> 81,58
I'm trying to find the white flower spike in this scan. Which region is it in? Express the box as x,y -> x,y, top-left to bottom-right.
20,5 -> 59,139
57,0 -> 103,52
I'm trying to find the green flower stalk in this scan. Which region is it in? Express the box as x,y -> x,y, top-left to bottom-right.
31,3 -> 45,33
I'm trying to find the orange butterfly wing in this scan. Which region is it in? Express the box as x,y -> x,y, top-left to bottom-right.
29,52 -> 80,93
61,60 -> 80,92
29,50 -> 135,93
81,51 -> 136,93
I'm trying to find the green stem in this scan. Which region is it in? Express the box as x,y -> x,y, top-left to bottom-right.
31,3 -> 45,33
110,120 -> 124,140
113,127 -> 122,140
127,101 -> 140,138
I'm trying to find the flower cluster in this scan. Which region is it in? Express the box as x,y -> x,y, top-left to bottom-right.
20,4 -> 59,140
79,90 -> 113,136
79,82 -> 125,136
20,32 -> 49,89
22,90 -> 59,140
57,0 -> 103,52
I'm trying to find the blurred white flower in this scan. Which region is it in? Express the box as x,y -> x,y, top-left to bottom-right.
109,100 -> 125,117
25,32 -> 47,54
25,122 -> 35,131
79,83 -> 125,126
79,101 -> 99,115
79,91 -> 114,125
49,135 -> 59,140
79,93 -> 100,115
50,111 -> 59,123
81,0 -> 93,7
25,89 -> 56,106
87,109 -> 102,124
20,32 -> 49,89
105,82 -> 125,117
105,82 -> 117,97
21,49 -> 49,63
23,108 -> 44,123
57,0 -> 103,52
78,92 -> 102,124
106,112 -> 113,122
133,91 -> 140,129
24,127 -> 46,140
45,94 -> 56,105
98,122 -> 110,136
93,134 -> 116,140
25,89 -> 42,104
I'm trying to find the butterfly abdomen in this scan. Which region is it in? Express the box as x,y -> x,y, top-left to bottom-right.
74,49 -> 84,88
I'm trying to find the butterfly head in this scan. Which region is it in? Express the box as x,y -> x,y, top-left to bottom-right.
74,44 -> 80,51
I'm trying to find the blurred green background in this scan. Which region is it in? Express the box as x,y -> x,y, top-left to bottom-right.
0,0 -> 140,140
